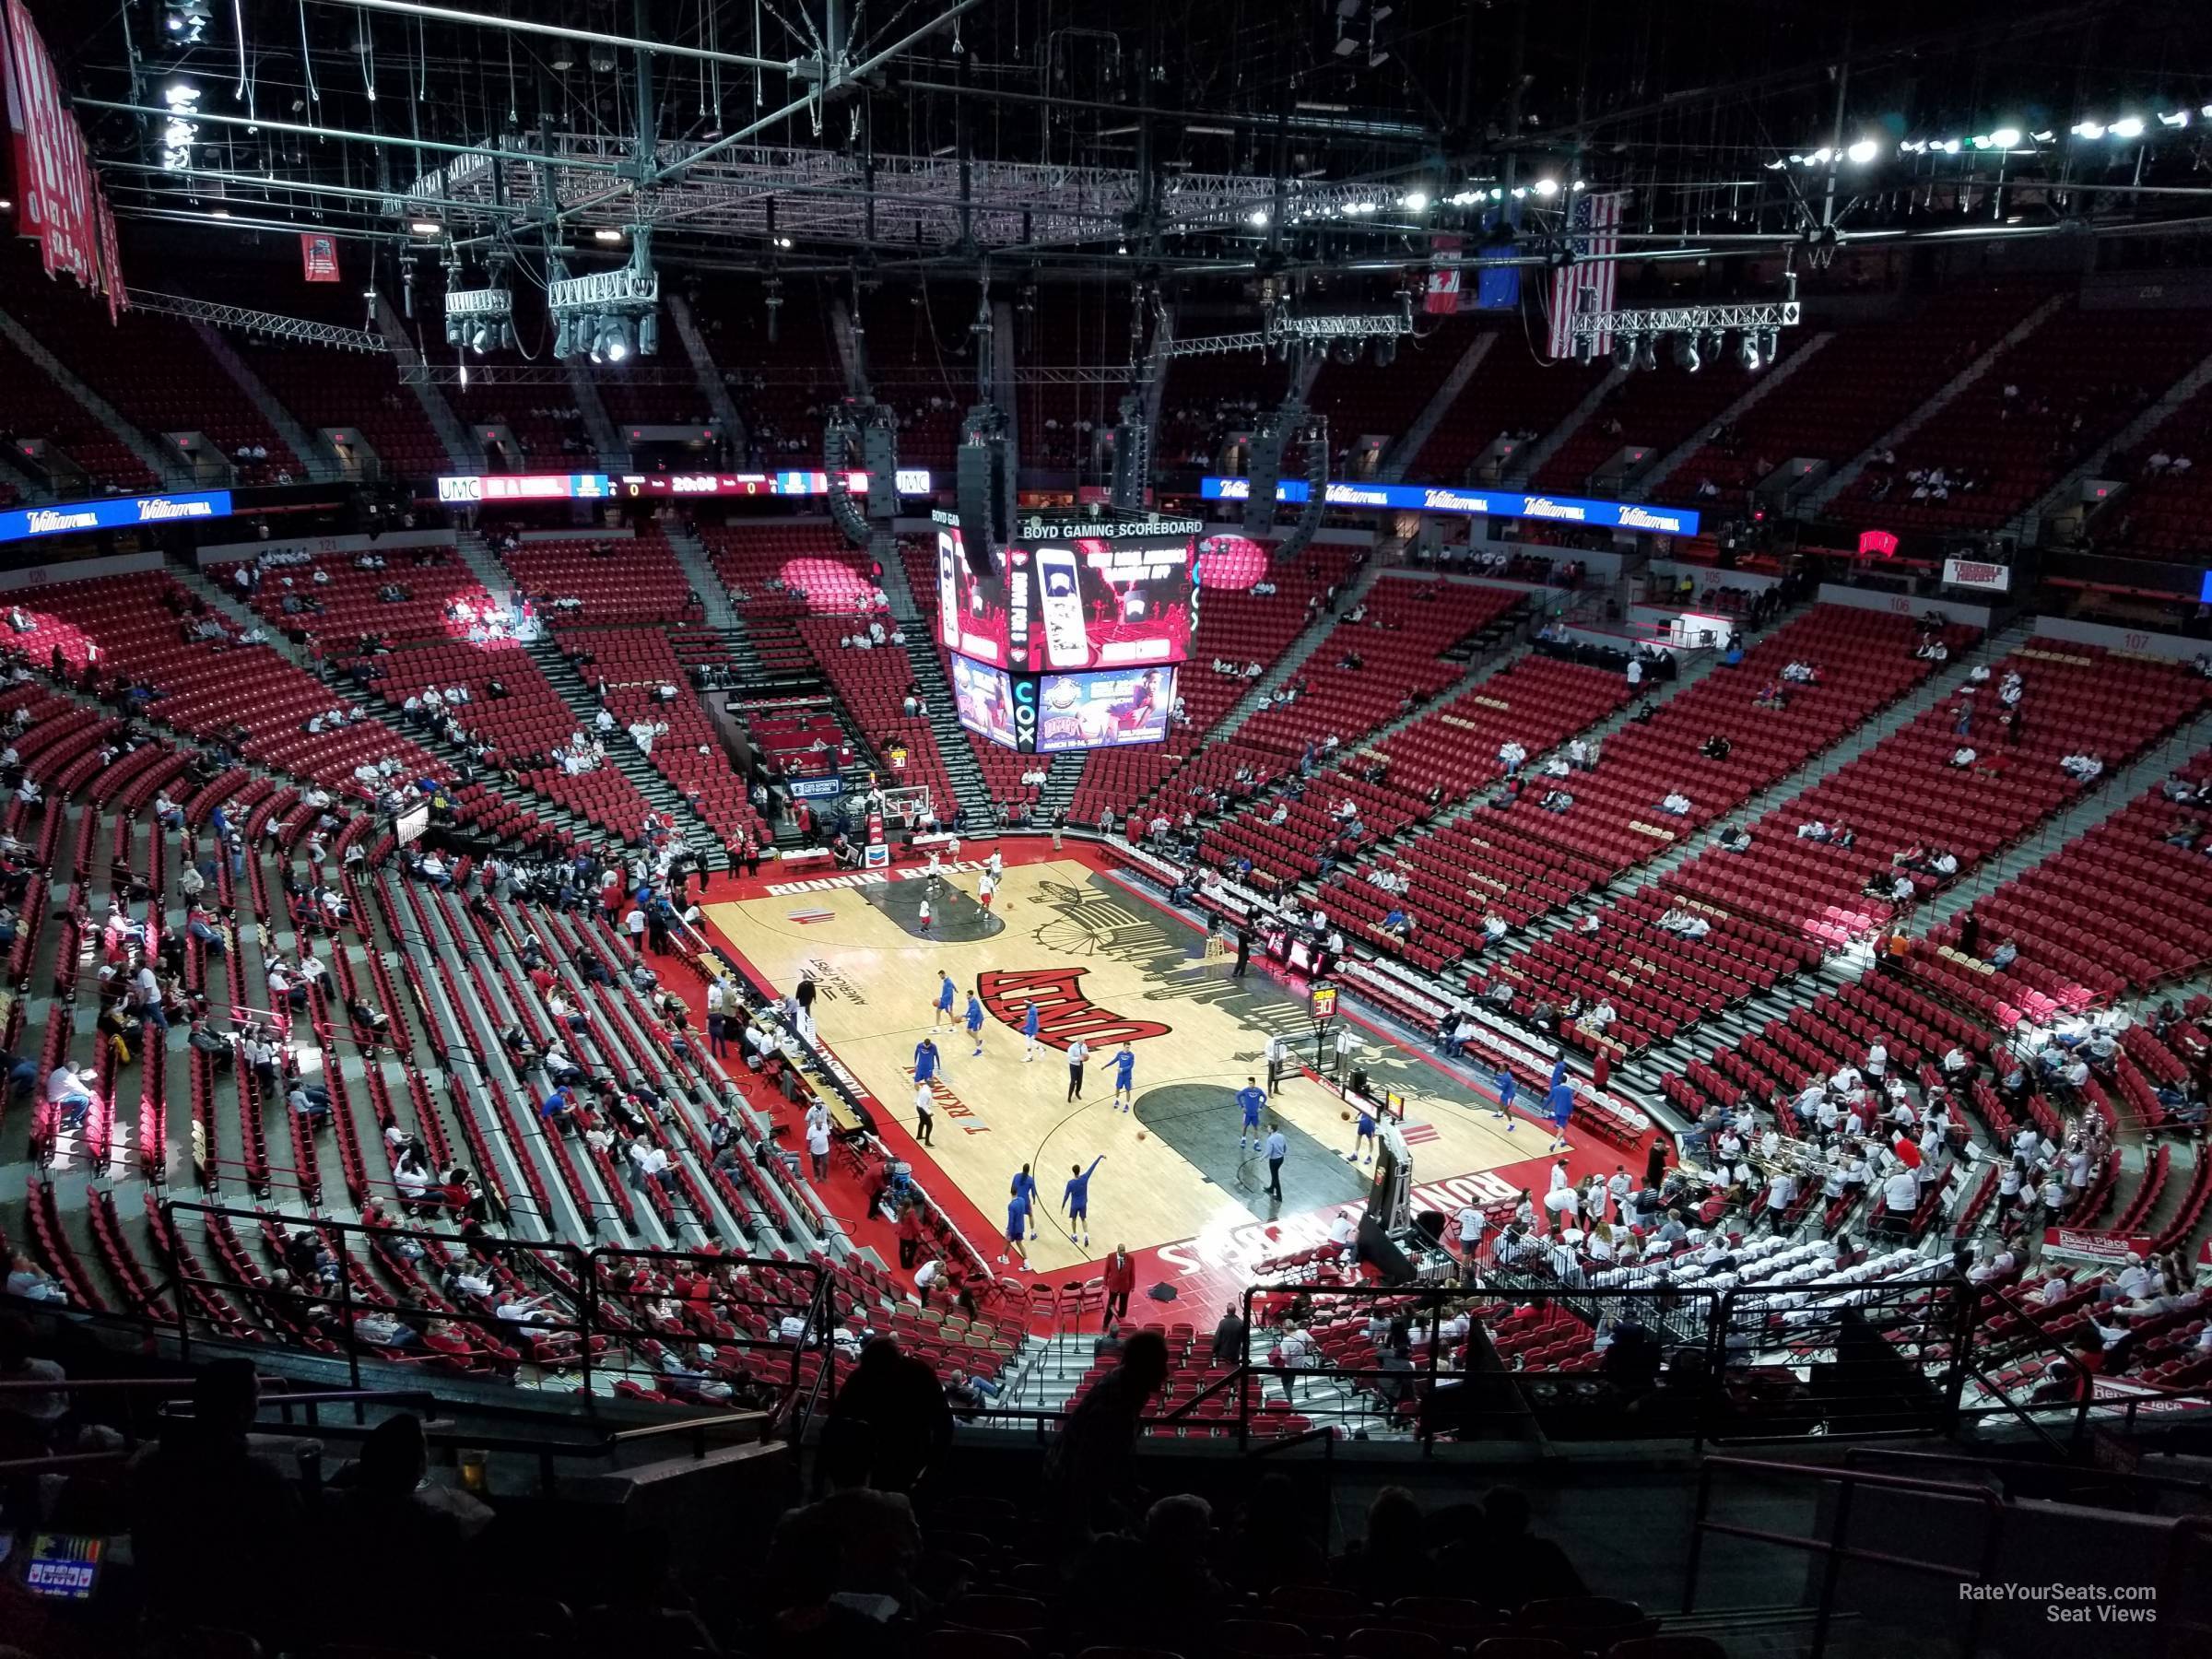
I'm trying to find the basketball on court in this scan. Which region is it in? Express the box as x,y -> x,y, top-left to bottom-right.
1136,1130 -> 1147,1141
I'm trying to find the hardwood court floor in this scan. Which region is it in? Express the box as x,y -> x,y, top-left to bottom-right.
705,858 -> 1569,1277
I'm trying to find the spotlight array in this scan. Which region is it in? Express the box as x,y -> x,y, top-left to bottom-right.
442,282 -> 515,356
1577,300 -> 1794,374
160,81 -> 199,171
548,228 -> 662,364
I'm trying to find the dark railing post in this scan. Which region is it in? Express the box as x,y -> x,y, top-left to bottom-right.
1699,1288 -> 1726,1451
1237,1285 -> 1256,1453
1809,1474 -> 1856,1659
1681,1459 -> 1714,1615
334,1240 -> 361,1404
1943,1283 -> 1978,1430
581,1243 -> 599,1402
1420,1291 -> 1441,1453
159,1198 -> 192,1368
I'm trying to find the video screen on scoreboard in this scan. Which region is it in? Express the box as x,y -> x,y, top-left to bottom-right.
1020,535 -> 1195,672
1034,665 -> 1177,754
935,525 -> 1028,668
948,653 -> 1019,749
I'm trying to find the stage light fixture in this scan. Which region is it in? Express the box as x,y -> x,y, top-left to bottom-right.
638,312 -> 660,357
554,316 -> 574,359
2072,120 -> 2107,139
470,323 -> 491,354
603,315 -> 634,362
1673,332 -> 1701,372
1610,335 -> 1635,370
1401,191 -> 1430,212
1633,335 -> 1658,374
1846,138 -> 1881,164
2110,116 -> 2146,139
1533,178 -> 1559,197
1990,127 -> 2022,147
593,228 -> 624,242
1735,330 -> 1760,371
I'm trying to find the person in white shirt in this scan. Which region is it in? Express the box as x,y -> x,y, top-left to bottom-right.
806,1118 -> 832,1179
1882,1166 -> 1921,1228
1660,792 -> 1691,817
1456,1202 -> 1487,1262
1968,1246 -> 2018,1285
1326,1209 -> 1358,1264
1950,747 -> 1976,768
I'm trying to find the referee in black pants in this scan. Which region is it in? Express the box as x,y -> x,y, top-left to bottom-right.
1264,1123 -> 1288,1202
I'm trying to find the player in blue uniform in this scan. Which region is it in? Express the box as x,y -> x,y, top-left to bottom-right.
1547,1075 -> 1575,1152
1062,1155 -> 1104,1248
1351,1103 -> 1377,1164
1237,1076 -> 1266,1150
1022,999 -> 1042,1061
933,971 -> 957,1031
1111,1042 -> 1136,1112
1001,1194 -> 1030,1270
1494,1064 -> 1517,1128
1010,1164 -> 1041,1239
912,1037 -> 940,1088
965,992 -> 987,1056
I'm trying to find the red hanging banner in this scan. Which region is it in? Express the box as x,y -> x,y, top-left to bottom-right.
300,231 -> 341,283
2,0 -> 125,318
1422,232 -> 1463,315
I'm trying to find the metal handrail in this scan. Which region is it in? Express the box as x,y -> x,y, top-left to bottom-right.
1844,1443 -> 2212,1501
1684,1454 -> 2010,1659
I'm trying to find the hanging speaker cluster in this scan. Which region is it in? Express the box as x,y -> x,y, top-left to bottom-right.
1241,400 -> 1300,541
1110,392 -> 1151,511
823,408 -> 871,547
1273,418 -> 1331,563
957,403 -> 1015,581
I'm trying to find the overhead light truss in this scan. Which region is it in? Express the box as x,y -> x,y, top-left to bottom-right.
1570,300 -> 1802,344
394,141 -> 1431,253
1164,302 -> 1413,361
125,288 -> 392,353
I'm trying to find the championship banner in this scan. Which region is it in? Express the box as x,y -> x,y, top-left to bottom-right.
1423,233 -> 1463,315
300,232 -> 341,283
2,0 -> 126,318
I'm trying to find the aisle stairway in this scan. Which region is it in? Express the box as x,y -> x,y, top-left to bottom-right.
523,637 -> 720,857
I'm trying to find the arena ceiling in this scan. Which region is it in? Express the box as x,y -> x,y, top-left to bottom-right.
29,0 -> 2212,285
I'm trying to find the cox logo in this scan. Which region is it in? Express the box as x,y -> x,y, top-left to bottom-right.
1012,676 -> 1039,748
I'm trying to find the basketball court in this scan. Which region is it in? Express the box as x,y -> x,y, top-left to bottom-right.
702,845 -> 1605,1290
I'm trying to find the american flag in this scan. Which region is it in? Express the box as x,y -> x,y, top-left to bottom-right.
1547,190 -> 1630,360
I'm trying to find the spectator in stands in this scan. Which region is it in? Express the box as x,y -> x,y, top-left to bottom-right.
1039,1324 -> 1171,1539
129,1359 -> 306,1643
762,1417 -> 924,1624
1333,1486 -> 1431,1601
6,1251 -> 68,1306
830,1335 -> 956,1493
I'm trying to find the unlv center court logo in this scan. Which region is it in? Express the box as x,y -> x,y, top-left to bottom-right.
976,968 -> 1172,1050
